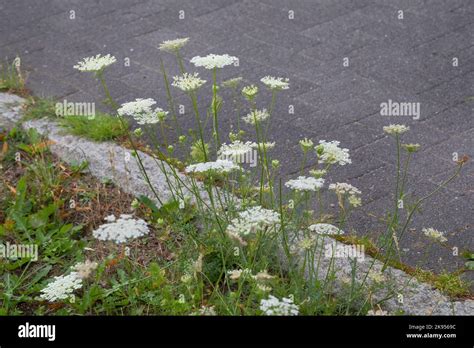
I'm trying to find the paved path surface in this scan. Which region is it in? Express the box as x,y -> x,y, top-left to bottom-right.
1,0 -> 473,285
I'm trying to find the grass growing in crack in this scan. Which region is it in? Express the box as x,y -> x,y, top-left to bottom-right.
59,113 -> 129,142
0,57 -> 27,95
22,97 -> 57,120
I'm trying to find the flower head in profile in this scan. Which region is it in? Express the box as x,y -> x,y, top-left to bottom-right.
261,76 -> 289,90
260,295 -> 299,316
190,54 -> 237,69
159,37 -> 189,53
383,124 -> 409,135
285,176 -> 324,192
226,206 -> 280,238
316,140 -> 351,165
40,272 -> 83,302
242,109 -> 270,125
73,54 -> 116,72
422,227 -> 447,243
308,223 -> 343,236
92,214 -> 149,244
242,85 -> 259,100
218,140 -> 256,158
185,159 -> 239,175
117,98 -> 168,125
402,143 -> 421,153
172,72 -> 206,92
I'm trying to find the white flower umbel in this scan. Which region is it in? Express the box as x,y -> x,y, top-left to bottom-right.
218,140 -> 256,158
422,227 -> 447,243
367,309 -> 388,316
308,223 -> 344,236
159,37 -> 189,53
285,176 -> 324,192
190,54 -> 237,69
329,182 -> 361,196
172,72 -> 206,92
242,109 -> 270,125
117,98 -> 168,125
260,295 -> 299,316
40,272 -> 83,302
73,54 -> 116,72
226,206 -> 280,238
260,76 -> 289,90
316,140 -> 351,165
93,214 -> 150,244
383,124 -> 409,135
185,159 -> 239,174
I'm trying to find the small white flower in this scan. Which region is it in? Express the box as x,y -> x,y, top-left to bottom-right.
329,182 -> 361,196
260,295 -> 299,316
316,140 -> 351,165
285,176 -> 324,192
383,124 -> 409,135
40,272 -> 83,302
422,227 -> 447,243
185,159 -> 239,174
117,98 -> 168,125
308,223 -> 343,236
218,140 -> 256,158
257,284 -> 272,292
242,109 -> 270,125
226,206 -> 280,238
261,76 -> 289,90
159,37 -> 189,53
367,309 -> 388,316
92,215 -> 149,244
190,53 -> 238,69
172,72 -> 206,92
73,54 -> 116,72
